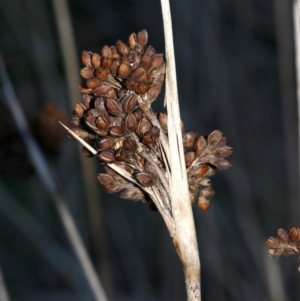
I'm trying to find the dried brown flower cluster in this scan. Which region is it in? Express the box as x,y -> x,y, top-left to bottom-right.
70,30 -> 232,211
267,228 -> 300,261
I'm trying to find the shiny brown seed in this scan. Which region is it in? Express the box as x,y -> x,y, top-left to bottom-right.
198,197 -> 210,211
183,132 -> 197,148
86,78 -> 99,90
124,113 -> 137,132
110,46 -> 120,58
122,94 -> 138,113
97,173 -> 114,186
98,150 -> 115,163
94,67 -> 109,80
101,45 -> 112,58
142,134 -> 154,145
289,227 -> 300,242
73,103 -> 85,118
194,136 -> 207,155
123,138 -> 138,152
184,152 -> 195,166
277,228 -> 289,242
131,67 -> 147,81
91,53 -> 101,69
128,33 -> 137,49
105,98 -> 123,116
140,55 -> 152,69
85,116 -> 97,129
207,130 -> 223,150
80,67 -> 94,79
137,30 -> 148,46
82,51 -> 92,66
103,87 -> 117,99
110,126 -> 124,137
118,63 -> 132,78
136,83 -> 148,94
86,109 -> 100,117
136,173 -> 154,187
99,137 -> 115,150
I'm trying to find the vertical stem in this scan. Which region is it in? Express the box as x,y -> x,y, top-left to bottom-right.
160,1 -> 201,300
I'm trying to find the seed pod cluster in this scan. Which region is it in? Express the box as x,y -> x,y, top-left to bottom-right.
71,30 -> 232,211
267,227 -> 300,260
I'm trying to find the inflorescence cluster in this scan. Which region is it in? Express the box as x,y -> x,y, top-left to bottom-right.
70,30 -> 232,211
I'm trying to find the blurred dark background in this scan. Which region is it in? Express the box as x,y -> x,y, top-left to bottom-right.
0,0 -> 299,300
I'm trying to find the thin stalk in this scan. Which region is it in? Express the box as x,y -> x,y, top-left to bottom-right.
160,0 -> 201,300
0,55 -> 108,301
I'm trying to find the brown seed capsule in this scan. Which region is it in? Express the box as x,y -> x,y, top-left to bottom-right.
210,157 -> 231,170
136,116 -> 151,136
124,113 -> 137,132
136,173 -> 154,187
266,237 -> 281,249
73,103 -> 85,118
92,82 -> 112,96
158,113 -> 168,131
96,115 -> 110,130
118,63 -> 132,78
133,109 -> 144,122
213,146 -> 233,158
103,87 -> 117,99
101,45 -> 112,58
110,126 -> 124,137
99,137 -> 115,150
78,84 -> 92,94
200,186 -> 215,199
105,98 -> 123,116
104,165 -> 119,176
109,116 -> 122,127
91,53 -> 101,69
277,228 -> 289,242
110,46 -> 120,59
120,187 -> 144,201
85,116 -> 97,129
136,83 -> 148,95
150,54 -> 164,70
86,78 -> 99,90
80,94 -> 92,110
184,152 -> 195,166
98,150 -> 115,163
115,148 -> 129,161
94,67 -> 109,80
207,130 -> 223,150
116,40 -> 130,56
94,97 -> 106,113
183,132 -> 197,148
101,57 -> 113,69
128,33 -> 137,49
97,173 -> 115,186
123,138 -> 137,152
289,227 -> 300,242
143,45 -> 156,56
86,109 -> 100,117
110,59 -> 120,75
80,67 -> 94,79
122,94 -> 138,113
192,163 -> 209,177
198,197 -> 210,211
194,136 -> 207,156
82,51 -> 92,66
148,85 -> 161,102
131,67 -> 147,81
137,29 -> 148,46
140,55 -> 152,69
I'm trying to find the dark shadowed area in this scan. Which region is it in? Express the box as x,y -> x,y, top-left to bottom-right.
0,0 -> 299,300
